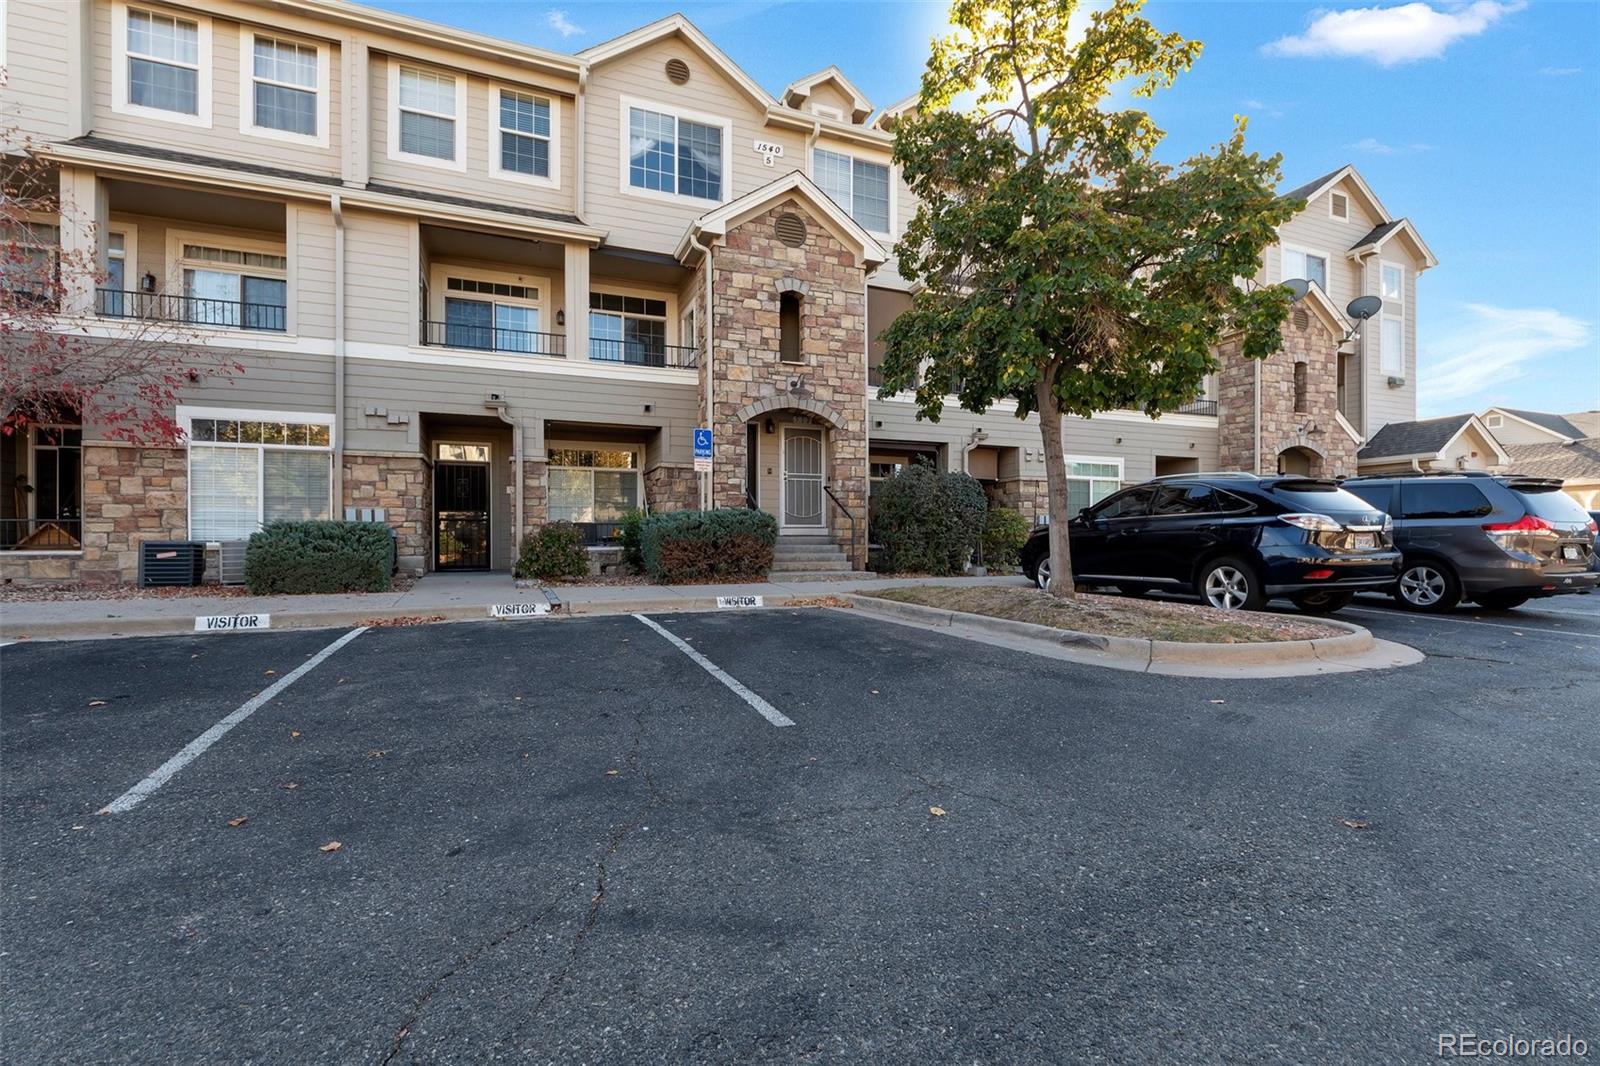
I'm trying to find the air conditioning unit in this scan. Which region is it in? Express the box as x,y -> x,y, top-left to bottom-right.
138,540 -> 206,588
219,540 -> 249,586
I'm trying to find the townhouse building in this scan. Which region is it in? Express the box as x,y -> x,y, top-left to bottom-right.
0,0 -> 1437,582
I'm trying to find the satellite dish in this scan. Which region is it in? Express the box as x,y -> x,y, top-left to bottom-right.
1283,278 -> 1310,302
1347,295 -> 1383,321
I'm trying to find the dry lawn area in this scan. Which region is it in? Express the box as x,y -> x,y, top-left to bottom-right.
865,585 -> 1341,643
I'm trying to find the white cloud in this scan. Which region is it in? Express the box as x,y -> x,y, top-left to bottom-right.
1420,303 -> 1592,413
1346,137 -> 1432,154
1264,1 -> 1524,67
1538,66 -> 1581,76
545,10 -> 583,38
1241,98 -> 1285,118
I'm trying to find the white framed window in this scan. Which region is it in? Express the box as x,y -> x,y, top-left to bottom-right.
588,289 -> 678,366
112,3 -> 211,127
680,305 -> 696,353
1380,316 -> 1404,376
546,446 -> 642,529
0,216 -> 60,307
619,96 -> 730,204
178,406 -> 334,542
1281,246 -> 1328,292
1065,456 -> 1124,515
239,28 -> 329,146
490,86 -> 559,187
388,62 -> 466,170
812,147 -> 892,234
170,232 -> 289,332
97,225 -> 139,316
431,270 -> 552,355
1329,191 -> 1350,221
1381,262 -> 1404,303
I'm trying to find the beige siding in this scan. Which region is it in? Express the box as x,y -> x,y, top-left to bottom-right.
90,4 -> 343,177
585,38 -> 809,253
292,204 -> 336,339
343,209 -> 416,347
367,53 -> 577,216
3,0 -> 76,141
802,83 -> 855,119
177,348 -> 334,410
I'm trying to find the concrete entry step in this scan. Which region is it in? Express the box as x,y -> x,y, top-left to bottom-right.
776,534 -> 837,545
771,549 -> 852,562
771,559 -> 852,572
768,570 -> 881,582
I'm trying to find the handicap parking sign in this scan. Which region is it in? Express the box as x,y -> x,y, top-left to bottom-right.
694,428 -> 713,471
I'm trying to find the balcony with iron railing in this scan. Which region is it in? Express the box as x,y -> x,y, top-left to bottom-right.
420,320 -> 566,356
587,337 -> 699,370
1174,398 -> 1219,416
95,289 -> 287,332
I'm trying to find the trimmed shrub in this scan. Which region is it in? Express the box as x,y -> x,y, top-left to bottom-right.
640,507 -> 777,583
619,507 -> 646,571
982,506 -> 1031,568
870,464 -> 988,575
245,520 -> 392,595
515,522 -> 590,581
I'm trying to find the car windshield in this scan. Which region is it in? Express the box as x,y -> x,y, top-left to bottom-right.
1268,480 -> 1382,515
1511,485 -> 1592,524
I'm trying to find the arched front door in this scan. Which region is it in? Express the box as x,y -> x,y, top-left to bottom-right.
780,426 -> 826,530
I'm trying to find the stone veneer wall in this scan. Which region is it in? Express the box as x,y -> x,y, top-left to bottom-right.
706,198 -> 869,566
1216,308 -> 1359,478
645,463 -> 698,512
344,453 -> 429,574
992,478 -> 1050,524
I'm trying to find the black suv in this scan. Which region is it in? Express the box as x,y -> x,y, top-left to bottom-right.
1342,472 -> 1598,611
1018,474 -> 1400,614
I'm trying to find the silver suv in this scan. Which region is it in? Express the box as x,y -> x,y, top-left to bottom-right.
1342,473 -> 1598,611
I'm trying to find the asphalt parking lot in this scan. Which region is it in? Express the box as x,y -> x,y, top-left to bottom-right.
3,594 -> 1598,1064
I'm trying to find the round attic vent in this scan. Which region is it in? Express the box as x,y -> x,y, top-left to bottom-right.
665,58 -> 691,85
1291,308 -> 1309,330
774,213 -> 807,248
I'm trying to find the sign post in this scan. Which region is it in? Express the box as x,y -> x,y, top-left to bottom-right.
693,428 -> 713,509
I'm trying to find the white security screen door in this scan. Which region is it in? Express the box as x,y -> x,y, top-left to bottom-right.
782,427 -> 825,528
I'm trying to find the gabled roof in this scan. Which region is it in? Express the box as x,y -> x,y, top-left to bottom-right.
675,170 -> 887,269
577,14 -> 773,109
1347,218 -> 1439,270
1278,163 -> 1392,225
870,92 -> 920,131
782,65 -> 873,123
1486,407 -> 1585,441
1295,282 -> 1351,340
1358,413 -> 1509,466
1504,438 -> 1600,482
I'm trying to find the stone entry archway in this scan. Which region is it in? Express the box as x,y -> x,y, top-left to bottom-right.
1277,446 -> 1319,476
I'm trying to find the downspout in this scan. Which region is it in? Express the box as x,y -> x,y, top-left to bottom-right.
574,67 -> 589,220
331,194 -> 346,510
686,229 -> 714,508
489,399 -> 522,549
1252,358 -> 1262,476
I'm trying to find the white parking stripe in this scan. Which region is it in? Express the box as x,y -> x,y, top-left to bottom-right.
1340,607 -> 1600,641
99,627 -> 368,814
633,614 -> 795,728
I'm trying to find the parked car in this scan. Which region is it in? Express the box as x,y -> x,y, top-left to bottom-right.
1342,473 -> 1599,612
1018,474 -> 1401,614
1592,512 -> 1600,573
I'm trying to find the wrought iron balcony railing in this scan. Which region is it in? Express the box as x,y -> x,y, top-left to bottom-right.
588,338 -> 699,369
1175,398 -> 1219,416
96,289 -> 287,332
421,320 -> 566,356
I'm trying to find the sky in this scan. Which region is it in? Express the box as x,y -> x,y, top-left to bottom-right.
367,0 -> 1600,420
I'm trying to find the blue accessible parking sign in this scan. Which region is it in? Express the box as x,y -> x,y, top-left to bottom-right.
694,428 -> 713,471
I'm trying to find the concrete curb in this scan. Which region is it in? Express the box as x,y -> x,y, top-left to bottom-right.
840,593 -> 1404,677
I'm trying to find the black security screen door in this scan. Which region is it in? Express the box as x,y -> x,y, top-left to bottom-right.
435,461 -> 490,570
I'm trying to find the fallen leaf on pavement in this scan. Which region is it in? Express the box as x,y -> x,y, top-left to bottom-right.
368,750 -> 389,758
929,806 -> 947,817
319,841 -> 342,853
870,690 -> 880,695
1209,699 -> 1226,705
604,769 -> 620,776
1340,819 -> 1369,830
71,825 -> 85,831
290,731 -> 301,739
280,782 -> 298,790
264,669 -> 275,676
87,699 -> 107,707
227,817 -> 248,828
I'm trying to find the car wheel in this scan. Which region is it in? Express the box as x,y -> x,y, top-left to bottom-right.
1475,591 -> 1531,611
1196,557 -> 1265,612
1035,558 -> 1051,591
1394,559 -> 1460,613
1290,590 -> 1354,615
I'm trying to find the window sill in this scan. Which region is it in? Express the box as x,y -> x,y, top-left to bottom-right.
619,183 -> 724,209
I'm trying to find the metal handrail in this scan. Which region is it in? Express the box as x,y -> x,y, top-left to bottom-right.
1175,399 -> 1219,416
588,338 -> 699,369
421,320 -> 565,356
1,517 -> 83,550
823,485 -> 857,570
96,288 -> 287,332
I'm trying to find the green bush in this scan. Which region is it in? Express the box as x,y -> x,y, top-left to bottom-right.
515,522 -> 590,581
870,464 -> 988,574
640,507 -> 777,583
982,506 -> 1031,568
245,521 -> 392,595
619,507 -> 646,571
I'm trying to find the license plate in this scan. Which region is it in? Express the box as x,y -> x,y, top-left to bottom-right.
1563,545 -> 1581,560
1353,533 -> 1375,550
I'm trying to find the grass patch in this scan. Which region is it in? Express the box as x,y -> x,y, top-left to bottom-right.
863,585 -> 1339,643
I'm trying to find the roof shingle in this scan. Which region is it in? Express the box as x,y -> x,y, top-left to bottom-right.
1357,414 -> 1475,460
1505,438 -> 1600,482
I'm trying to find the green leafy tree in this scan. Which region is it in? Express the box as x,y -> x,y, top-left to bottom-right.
881,0 -> 1300,596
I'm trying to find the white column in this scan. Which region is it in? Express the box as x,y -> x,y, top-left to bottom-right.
57,166 -> 107,316
564,242 -> 590,360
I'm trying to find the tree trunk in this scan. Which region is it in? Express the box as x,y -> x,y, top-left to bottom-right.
1035,372 -> 1075,599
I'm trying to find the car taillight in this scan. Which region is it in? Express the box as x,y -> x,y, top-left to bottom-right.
1279,513 -> 1342,532
1482,514 -> 1556,535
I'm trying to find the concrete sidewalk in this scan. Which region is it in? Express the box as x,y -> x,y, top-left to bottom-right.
0,571 -> 1030,641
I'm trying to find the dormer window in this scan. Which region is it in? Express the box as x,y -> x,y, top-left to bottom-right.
1330,192 -> 1349,221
